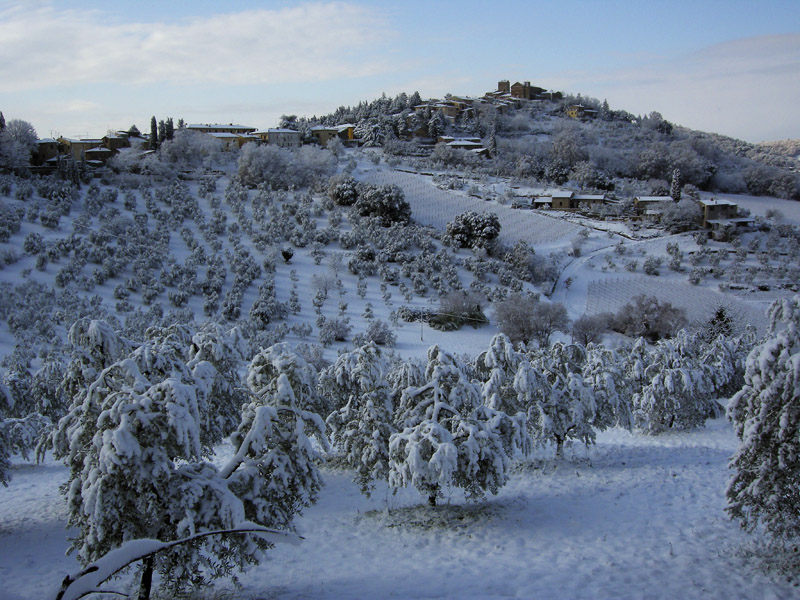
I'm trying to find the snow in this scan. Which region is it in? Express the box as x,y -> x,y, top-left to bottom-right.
1,148 -> 799,598
3,419 -> 796,599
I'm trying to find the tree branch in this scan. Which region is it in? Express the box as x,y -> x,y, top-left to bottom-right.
53,524 -> 302,600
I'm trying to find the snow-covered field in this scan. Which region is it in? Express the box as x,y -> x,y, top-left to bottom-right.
2,418 -> 797,599
361,167 -> 580,247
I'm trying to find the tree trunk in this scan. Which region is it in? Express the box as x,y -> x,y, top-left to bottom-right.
555,437 -> 564,460
428,484 -> 438,507
138,555 -> 154,600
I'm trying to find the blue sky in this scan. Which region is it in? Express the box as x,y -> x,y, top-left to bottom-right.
1,0 -> 798,142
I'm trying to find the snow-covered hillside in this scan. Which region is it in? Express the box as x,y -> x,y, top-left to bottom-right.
1,146 -> 799,599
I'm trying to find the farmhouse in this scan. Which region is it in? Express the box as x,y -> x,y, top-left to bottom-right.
32,138 -> 60,165
699,198 -> 754,231
551,190 -> 575,210
58,137 -> 105,161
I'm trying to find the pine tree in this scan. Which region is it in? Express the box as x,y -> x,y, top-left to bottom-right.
632,330 -> 716,434
389,346 -> 523,505
323,342 -> 395,495
158,119 -> 167,146
54,327 -> 326,598
728,297 -> 800,540
428,112 -> 446,139
165,117 -> 175,141
0,111 -> 6,131
149,116 -> 158,150
514,343 -> 596,457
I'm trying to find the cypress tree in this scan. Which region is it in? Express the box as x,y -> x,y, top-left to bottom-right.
149,116 -> 158,150
670,168 -> 682,202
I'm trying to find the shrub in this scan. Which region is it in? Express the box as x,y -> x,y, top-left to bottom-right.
610,295 -> 687,341
354,183 -> 411,226
493,293 -> 569,347
572,312 -> 612,345
429,291 -> 488,331
445,211 -> 501,250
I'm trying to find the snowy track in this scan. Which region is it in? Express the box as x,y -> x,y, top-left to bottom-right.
361,169 -> 580,245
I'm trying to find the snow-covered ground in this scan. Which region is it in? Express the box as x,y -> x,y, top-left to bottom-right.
2,418 -> 797,599
1,151 -> 798,598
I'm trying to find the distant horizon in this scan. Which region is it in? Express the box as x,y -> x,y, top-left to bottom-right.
1,0 -> 798,144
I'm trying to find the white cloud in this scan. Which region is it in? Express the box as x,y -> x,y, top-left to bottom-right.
545,34 -> 800,142
0,2 -> 393,91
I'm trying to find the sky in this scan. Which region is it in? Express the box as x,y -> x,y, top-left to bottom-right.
1,0 -> 799,143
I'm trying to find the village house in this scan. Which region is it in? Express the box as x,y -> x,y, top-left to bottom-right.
206,132 -> 249,150
566,104 -> 598,119
32,138 -> 60,166
335,124 -> 355,143
551,190 -> 575,210
493,80 -> 559,103
58,137 -> 105,161
310,126 -> 339,146
186,123 -> 257,135
264,128 -> 301,148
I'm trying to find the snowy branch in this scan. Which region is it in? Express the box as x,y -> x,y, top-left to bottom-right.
52,524 -> 302,600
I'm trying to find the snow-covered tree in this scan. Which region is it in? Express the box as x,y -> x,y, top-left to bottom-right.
582,344 -> 633,430
389,346 -> 524,505
515,343 -> 596,457
187,324 -> 249,444
0,118 -> 37,169
445,211 -> 501,250
0,380 -> 48,486
476,333 -> 524,414
632,330 -> 717,434
53,334 -> 326,598
246,342 -> 328,418
727,297 -> 800,541
323,343 -> 395,494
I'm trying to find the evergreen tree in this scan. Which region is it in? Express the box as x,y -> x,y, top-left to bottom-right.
515,343 -> 596,457
158,119 -> 167,146
150,116 -> 158,150
670,168 -> 682,201
54,330 -> 325,598
165,117 -> 175,141
428,112 -> 446,139
389,346 -> 523,505
728,297 -> 800,541
0,111 -> 6,130
324,343 -> 395,495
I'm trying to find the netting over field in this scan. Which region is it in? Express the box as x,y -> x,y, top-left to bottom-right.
361,170 -> 579,245
585,277 -> 770,335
